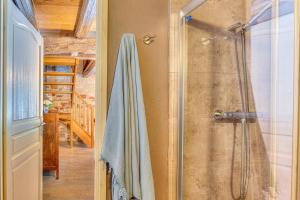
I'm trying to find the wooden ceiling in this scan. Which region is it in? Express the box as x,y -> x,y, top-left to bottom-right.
33,0 -> 96,33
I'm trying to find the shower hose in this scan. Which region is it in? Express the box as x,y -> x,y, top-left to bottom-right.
239,29 -> 250,200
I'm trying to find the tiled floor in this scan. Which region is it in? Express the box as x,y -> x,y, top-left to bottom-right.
43,140 -> 94,200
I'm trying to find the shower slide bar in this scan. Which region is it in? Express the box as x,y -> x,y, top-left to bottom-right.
213,110 -> 258,123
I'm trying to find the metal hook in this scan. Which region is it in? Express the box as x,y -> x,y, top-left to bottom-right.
143,35 -> 156,45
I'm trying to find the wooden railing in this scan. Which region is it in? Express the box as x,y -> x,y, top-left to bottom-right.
70,92 -> 95,148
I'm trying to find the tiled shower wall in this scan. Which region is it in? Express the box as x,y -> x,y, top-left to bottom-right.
183,16 -> 270,200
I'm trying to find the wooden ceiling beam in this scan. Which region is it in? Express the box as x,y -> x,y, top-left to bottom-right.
74,0 -> 96,38
44,36 -> 96,59
34,0 -> 81,6
14,0 -> 38,28
82,60 -> 95,77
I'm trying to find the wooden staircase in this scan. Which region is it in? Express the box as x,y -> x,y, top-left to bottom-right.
70,92 -> 95,148
43,56 -> 94,148
43,56 -> 78,126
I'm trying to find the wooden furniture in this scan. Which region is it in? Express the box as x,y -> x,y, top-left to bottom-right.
43,111 -> 59,179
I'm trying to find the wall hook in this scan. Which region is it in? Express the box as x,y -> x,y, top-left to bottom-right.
143,35 -> 156,45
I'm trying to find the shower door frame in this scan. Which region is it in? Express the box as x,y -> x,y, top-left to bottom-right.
177,1 -> 208,199
176,0 -> 300,199
292,0 -> 300,199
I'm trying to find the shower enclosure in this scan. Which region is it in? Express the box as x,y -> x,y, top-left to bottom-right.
177,0 -> 299,199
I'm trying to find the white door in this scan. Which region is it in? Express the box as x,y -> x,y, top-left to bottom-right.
3,1 -> 43,200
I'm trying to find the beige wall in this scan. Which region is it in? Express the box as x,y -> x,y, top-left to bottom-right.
107,0 -> 170,199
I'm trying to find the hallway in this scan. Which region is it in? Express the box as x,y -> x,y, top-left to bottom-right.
43,140 -> 94,200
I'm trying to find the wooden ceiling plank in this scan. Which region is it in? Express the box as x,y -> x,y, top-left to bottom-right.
74,0 -> 96,38
34,0 -> 81,6
34,4 -> 80,31
82,60 -> 95,77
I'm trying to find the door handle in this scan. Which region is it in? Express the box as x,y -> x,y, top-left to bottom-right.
40,122 -> 46,136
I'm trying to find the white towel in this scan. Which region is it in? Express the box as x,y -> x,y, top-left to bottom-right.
101,33 -> 155,200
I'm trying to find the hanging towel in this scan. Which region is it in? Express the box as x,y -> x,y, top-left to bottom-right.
101,33 -> 155,200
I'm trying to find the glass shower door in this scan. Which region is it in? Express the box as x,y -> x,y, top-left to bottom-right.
179,0 -> 298,199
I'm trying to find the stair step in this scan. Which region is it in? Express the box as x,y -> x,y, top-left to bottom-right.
71,120 -> 93,148
44,91 -> 73,94
44,57 -> 77,66
52,99 -> 72,102
44,82 -> 74,85
58,113 -> 72,121
44,72 -> 75,76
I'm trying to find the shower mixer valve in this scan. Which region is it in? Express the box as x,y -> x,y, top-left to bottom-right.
213,110 -> 257,123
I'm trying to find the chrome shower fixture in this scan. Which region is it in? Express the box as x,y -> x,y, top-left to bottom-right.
213,110 -> 257,123
227,22 -> 244,33
227,2 -> 272,33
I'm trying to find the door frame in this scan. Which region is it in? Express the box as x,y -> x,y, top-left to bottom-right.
94,0 -> 108,199
0,0 -> 109,199
0,0 -> 3,199
292,0 -> 300,199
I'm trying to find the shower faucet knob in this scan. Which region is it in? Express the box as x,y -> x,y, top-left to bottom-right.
213,110 -> 224,120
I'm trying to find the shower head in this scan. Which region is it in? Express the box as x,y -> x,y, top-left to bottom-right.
227,22 -> 244,33
227,2 -> 273,33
